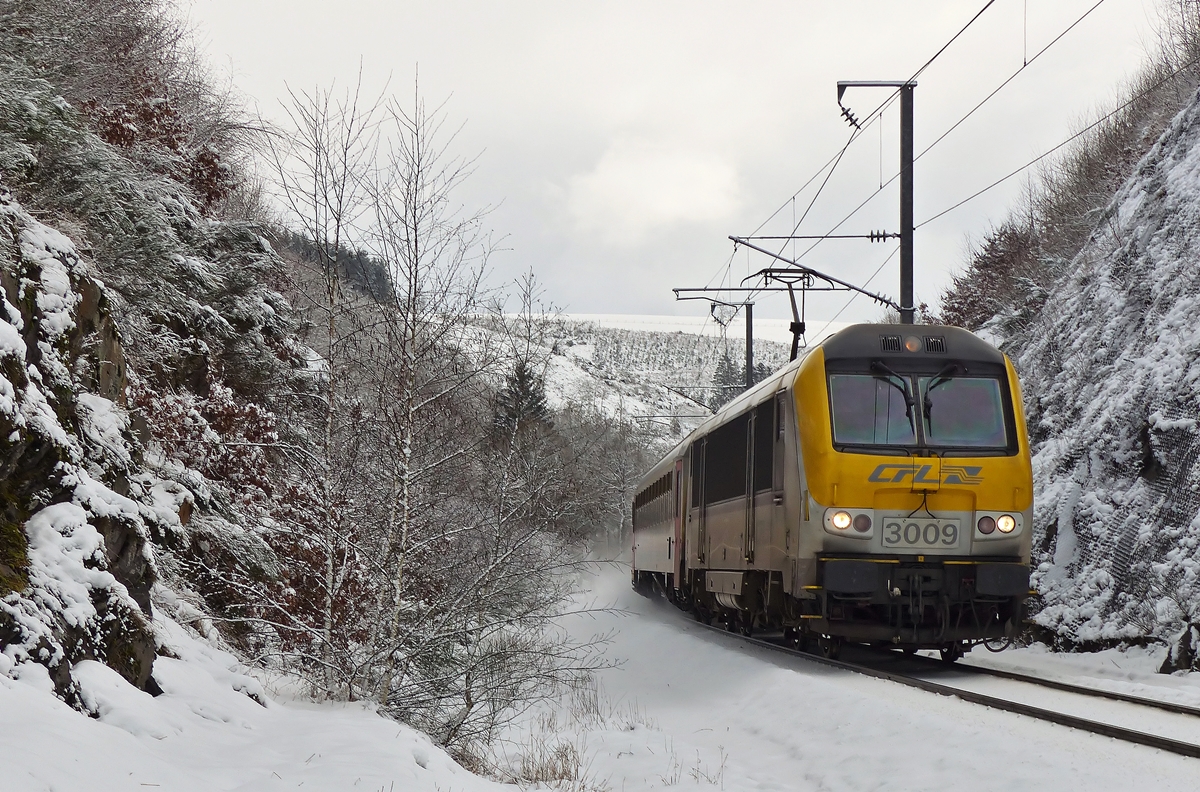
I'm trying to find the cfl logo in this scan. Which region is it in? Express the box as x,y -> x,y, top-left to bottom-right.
868,464 -> 984,485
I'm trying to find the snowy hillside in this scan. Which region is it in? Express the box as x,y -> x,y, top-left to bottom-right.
538,317 -> 793,439
1001,85 -> 1200,663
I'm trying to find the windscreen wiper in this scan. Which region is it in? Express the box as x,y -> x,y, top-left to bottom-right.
869,361 -> 916,429
923,362 -> 965,421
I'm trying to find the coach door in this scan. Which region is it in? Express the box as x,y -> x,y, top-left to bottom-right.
690,439 -> 707,564
749,398 -> 777,564
673,458 -> 685,582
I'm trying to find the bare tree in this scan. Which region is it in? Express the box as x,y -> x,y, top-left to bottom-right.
262,76 -> 383,695
358,85 -> 499,702
372,270 -> 611,761
257,77 -> 621,763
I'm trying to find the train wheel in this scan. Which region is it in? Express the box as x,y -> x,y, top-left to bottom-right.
739,612 -> 753,637
940,642 -> 964,664
818,635 -> 842,660
983,637 -> 1013,653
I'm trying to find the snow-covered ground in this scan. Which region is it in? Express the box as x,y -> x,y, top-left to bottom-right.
0,613 -> 508,792
7,567 -> 1200,791
524,566 -> 1200,792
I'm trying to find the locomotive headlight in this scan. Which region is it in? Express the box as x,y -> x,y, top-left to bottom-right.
976,512 -> 1019,539
831,510 -> 853,530
904,335 -> 922,352
853,514 -> 873,533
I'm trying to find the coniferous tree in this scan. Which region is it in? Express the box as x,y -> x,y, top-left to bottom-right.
710,352 -> 743,410
494,359 -> 552,438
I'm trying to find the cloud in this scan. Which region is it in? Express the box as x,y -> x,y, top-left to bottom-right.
564,138 -> 740,245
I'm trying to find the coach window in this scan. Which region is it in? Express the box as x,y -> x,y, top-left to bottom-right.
690,441 -> 703,508
828,374 -> 916,446
705,413 -> 749,504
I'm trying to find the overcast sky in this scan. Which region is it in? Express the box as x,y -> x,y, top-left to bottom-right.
188,0 -> 1158,327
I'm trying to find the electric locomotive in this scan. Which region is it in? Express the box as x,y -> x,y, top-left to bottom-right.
631,323 -> 1033,660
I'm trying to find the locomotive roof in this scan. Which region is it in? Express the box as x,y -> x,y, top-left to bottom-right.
822,323 -> 1006,365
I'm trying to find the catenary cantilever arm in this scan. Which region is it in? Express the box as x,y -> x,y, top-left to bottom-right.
730,236 -> 901,311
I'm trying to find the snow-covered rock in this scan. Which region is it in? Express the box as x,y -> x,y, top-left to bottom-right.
0,191 -> 168,700
1012,86 -> 1200,662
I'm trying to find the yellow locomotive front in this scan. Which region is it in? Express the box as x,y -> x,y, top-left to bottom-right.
791,324 -> 1032,657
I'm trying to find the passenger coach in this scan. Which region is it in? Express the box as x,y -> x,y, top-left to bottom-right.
631,323 -> 1033,660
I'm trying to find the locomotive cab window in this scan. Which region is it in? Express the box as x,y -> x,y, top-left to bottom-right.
827,366 -> 1015,453
828,374 -> 916,447
919,375 -> 1008,448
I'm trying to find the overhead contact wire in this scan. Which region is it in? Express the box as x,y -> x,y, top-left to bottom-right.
914,0 -> 1108,167
739,130 -> 860,306
768,0 -> 998,271
917,49 -> 1200,228
699,0 -> 998,321
812,245 -> 900,341
785,0 -> 1110,270
738,0 -> 997,249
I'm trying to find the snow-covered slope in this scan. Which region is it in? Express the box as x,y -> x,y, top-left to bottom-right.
0,192 -> 167,701
0,601 -> 506,791
539,317 -> 792,440
1010,85 -> 1200,660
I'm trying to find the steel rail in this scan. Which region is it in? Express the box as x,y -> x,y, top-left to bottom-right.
689,621 -> 1200,759
926,655 -> 1200,718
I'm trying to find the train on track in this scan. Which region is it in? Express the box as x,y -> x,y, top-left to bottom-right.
631,323 -> 1033,661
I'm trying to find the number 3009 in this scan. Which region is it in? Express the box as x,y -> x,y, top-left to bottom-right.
883,520 -> 958,547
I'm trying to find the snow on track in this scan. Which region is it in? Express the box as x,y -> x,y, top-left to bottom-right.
549,566 -> 1200,791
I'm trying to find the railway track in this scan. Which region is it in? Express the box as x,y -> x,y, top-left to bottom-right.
904,651 -> 1200,718
693,621 -> 1200,759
